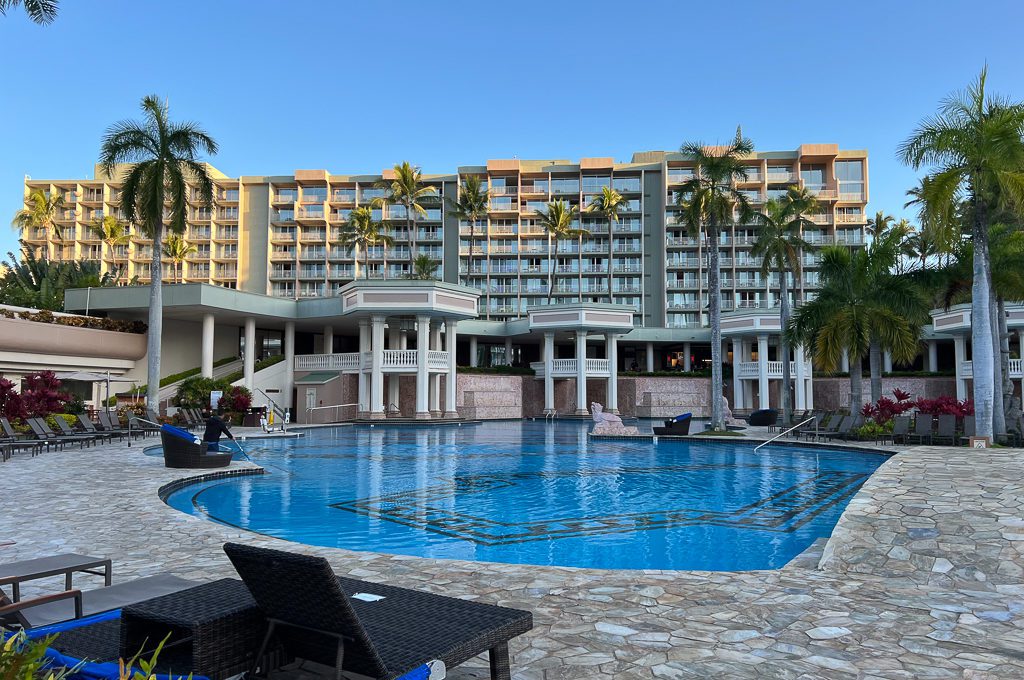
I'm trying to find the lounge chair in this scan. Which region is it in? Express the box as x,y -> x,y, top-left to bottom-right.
0,417 -> 31,442
748,409 -> 779,427
804,412 -> 839,441
877,416 -> 911,445
21,418 -> 78,450
908,415 -> 935,445
52,416 -> 110,445
652,413 -> 691,436
29,417 -> 96,448
224,542 -> 533,680
932,414 -> 957,446
98,411 -> 135,438
128,413 -> 160,437
790,412 -> 823,439
78,414 -> 124,442
160,424 -> 232,469
958,416 -> 976,446
823,415 -> 854,441
835,415 -> 864,441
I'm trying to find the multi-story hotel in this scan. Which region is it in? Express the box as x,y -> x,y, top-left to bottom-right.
21,144 -> 868,327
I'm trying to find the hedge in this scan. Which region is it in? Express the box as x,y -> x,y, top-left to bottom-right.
220,354 -> 286,385
116,356 -> 236,396
0,308 -> 146,334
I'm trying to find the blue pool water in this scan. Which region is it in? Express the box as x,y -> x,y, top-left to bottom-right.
164,421 -> 888,571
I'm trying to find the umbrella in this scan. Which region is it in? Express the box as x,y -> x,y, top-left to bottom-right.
53,371 -> 138,414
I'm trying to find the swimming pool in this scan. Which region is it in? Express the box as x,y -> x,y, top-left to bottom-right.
164,421 -> 888,571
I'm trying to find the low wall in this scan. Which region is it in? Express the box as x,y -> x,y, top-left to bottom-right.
813,376 -> 957,410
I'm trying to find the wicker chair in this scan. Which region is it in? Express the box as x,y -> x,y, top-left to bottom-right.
160,426 -> 232,469
223,542 -> 533,680
652,413 -> 691,436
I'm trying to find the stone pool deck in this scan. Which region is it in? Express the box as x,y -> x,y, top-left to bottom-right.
3,439 -> 1024,678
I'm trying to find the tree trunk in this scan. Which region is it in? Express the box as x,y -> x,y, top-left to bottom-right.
869,339 -> 883,404
998,296 -> 1021,432
407,209 -> 415,271
577,235 -> 583,303
779,273 -> 792,425
992,295 -> 1006,437
146,218 -> 163,412
849,355 -> 863,412
607,215 -> 614,303
971,187 -> 995,439
709,221 -> 724,430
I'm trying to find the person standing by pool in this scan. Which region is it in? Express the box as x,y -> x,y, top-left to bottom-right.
203,411 -> 235,451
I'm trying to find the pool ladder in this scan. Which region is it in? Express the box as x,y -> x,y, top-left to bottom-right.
753,416 -> 817,452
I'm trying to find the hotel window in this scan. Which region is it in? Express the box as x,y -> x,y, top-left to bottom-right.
800,164 -> 826,190
301,187 -> 327,203
835,160 -> 865,199
582,176 -> 610,193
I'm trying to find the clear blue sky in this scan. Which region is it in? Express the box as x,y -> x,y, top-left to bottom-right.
2,0 -> 1023,256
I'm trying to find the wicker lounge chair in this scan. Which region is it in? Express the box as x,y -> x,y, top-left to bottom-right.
224,542 -> 533,680
652,413 -> 691,436
748,409 -> 778,427
160,425 -> 232,469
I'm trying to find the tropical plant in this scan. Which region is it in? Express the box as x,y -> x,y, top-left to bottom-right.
335,206 -> 393,279
534,200 -> 583,304
20,370 -> 70,418
99,95 -> 219,411
914,395 -> 974,417
11,188 -> 66,260
675,129 -> 754,430
446,175 -> 488,287
409,253 -> 439,280
865,210 -> 895,238
161,233 -> 196,283
0,246 -> 112,310
751,193 -> 813,424
899,66 -> 1024,440
859,388 -> 915,425
905,176 -> 960,263
0,377 -> 25,419
217,385 -> 252,414
377,161 -> 437,270
89,215 -> 131,285
1,628 -> 78,680
0,0 -> 58,24
586,186 -> 627,302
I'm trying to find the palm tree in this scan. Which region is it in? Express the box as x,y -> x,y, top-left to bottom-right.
446,175 -> 489,288
410,253 -> 439,280
378,162 -> 437,271
12,188 -> 66,261
162,233 -> 196,283
899,67 -> 1024,440
89,214 -> 130,285
905,177 -> 960,263
751,197 -> 812,425
335,206 -> 393,279
99,95 -> 218,411
586,186 -> 627,302
0,0 -> 58,24
535,200 -> 582,304
675,129 -> 754,431
865,210 -> 895,239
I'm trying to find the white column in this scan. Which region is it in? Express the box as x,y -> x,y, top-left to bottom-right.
370,315 -> 386,418
757,334 -> 770,410
469,336 -> 479,368
444,319 -> 459,418
283,321 -> 295,415
954,334 -> 967,400
732,338 -> 744,413
243,317 -> 256,391
645,342 -> 654,373
201,313 -> 215,378
358,320 -> 369,416
806,347 -> 814,409
544,332 -> 555,415
323,325 -> 334,355
415,314 -> 430,419
606,333 -> 618,413
794,342 -> 806,410
505,337 -> 513,366
883,350 -> 893,373
841,349 -> 850,373
683,342 -> 691,372
575,330 -> 588,415
430,322 -> 442,416
927,340 -> 938,373
387,324 -> 401,414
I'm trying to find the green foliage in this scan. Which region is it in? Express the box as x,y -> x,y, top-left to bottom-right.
408,254 -> 439,280
0,247 -> 116,311
44,414 -> 78,431
0,307 -> 145,334
217,385 -> 252,413
0,1 -> 60,25
117,357 -> 235,396
62,395 -> 86,415
855,420 -> 894,439
173,376 -> 225,408
1,629 -> 78,680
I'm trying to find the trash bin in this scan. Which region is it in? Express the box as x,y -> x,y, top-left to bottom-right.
242,406 -> 266,427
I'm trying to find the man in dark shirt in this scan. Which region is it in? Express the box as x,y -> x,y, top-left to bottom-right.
203,411 -> 235,451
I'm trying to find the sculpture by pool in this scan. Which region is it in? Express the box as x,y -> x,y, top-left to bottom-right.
590,402 -> 639,435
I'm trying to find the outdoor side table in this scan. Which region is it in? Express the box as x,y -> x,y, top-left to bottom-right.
120,578 -> 264,680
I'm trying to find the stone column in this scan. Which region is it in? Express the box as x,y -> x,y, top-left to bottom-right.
606,333 -> 619,414
883,351 -> 893,374
201,313 -> 215,378
387,324 -> 401,414
794,342 -> 806,410
369,315 -> 386,418
415,314 -> 430,419
283,321 -> 295,415
757,334 -> 769,410
544,331 -> 555,415
682,342 -> 691,372
243,317 -> 256,391
928,340 -> 938,373
953,334 -> 967,400
469,336 -> 478,368
645,341 -> 654,373
323,325 -> 334,355
430,322 -> 442,417
732,338 -> 744,413
805,347 -> 814,409
357,320 -> 369,417
505,337 -> 513,366
841,349 -> 850,373
575,330 -> 588,415
443,319 -> 459,418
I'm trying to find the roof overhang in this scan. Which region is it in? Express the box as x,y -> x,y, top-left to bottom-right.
527,303 -> 635,334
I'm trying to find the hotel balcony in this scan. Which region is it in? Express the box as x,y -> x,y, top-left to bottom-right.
530,358 -> 611,379
961,360 -> 1022,379
736,360 -> 813,380
295,350 -> 450,374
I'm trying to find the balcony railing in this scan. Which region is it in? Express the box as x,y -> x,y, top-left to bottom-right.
530,358 -> 611,378
736,361 -> 812,379
961,359 -> 1022,379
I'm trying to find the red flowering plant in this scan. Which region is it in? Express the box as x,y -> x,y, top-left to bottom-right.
914,396 -> 974,417
216,386 -> 252,414
20,371 -> 70,418
0,377 -> 25,419
860,388 -> 916,425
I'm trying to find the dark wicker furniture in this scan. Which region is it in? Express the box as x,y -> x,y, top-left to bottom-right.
224,542 -> 533,680
748,409 -> 779,427
652,414 -> 692,436
160,428 -> 232,469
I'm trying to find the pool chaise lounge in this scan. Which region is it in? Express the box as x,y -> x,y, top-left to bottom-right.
652,412 -> 692,436
224,542 -> 533,680
160,425 -> 232,469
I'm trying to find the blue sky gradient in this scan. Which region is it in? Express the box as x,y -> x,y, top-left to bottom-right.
1,0 -> 1023,256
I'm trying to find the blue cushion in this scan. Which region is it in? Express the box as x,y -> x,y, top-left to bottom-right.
161,423 -> 197,442
673,413 -> 692,423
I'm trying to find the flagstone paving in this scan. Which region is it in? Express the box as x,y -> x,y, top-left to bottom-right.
3,437 -> 1024,678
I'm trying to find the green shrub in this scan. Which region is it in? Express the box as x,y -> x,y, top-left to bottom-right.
854,419 -> 895,440
174,376 -> 226,408
44,414 -> 78,431
1,628 -> 79,680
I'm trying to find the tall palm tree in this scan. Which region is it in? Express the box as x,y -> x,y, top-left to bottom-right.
751,197 -> 812,425
12,188 -> 66,261
162,233 -> 196,283
410,253 -> 439,280
99,95 -> 218,411
675,129 -> 754,430
378,162 -> 437,271
865,210 -> 895,239
586,186 -> 627,302
446,174 -> 489,287
336,206 -> 393,279
0,0 -> 58,24
535,200 -> 583,304
899,66 -> 1024,440
89,214 -> 130,285
905,177 -> 960,263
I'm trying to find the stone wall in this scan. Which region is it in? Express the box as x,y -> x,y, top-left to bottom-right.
619,376 -> 712,418
457,374 -> 524,419
813,376 -> 958,411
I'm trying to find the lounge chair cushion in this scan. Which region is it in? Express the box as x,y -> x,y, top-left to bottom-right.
160,424 -> 200,444
672,413 -> 692,423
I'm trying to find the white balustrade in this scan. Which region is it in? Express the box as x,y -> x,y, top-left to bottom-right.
427,350 -> 449,371
961,359 -> 1021,379
530,358 -> 611,378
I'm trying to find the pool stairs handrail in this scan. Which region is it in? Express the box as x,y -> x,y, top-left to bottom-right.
753,416 -> 817,452
126,416 -> 163,446
305,402 -> 360,423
